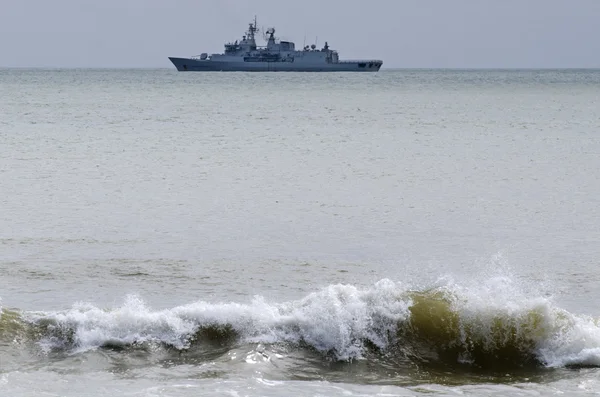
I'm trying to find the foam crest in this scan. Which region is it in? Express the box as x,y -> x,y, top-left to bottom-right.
30,294 -> 198,352
261,279 -> 411,359
16,277 -> 600,369
166,279 -> 411,360
538,313 -> 600,368
25,280 -> 412,359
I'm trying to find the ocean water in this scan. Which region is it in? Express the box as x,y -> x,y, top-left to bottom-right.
1,68 -> 600,396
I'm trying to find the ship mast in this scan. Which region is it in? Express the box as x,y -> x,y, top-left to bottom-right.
247,15 -> 258,41
240,15 -> 259,51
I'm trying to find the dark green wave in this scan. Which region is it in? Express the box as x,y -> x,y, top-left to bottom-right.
397,290 -> 551,369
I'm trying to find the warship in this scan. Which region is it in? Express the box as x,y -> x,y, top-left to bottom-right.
168,17 -> 383,72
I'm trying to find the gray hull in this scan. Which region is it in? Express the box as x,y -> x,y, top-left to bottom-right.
168,57 -> 382,72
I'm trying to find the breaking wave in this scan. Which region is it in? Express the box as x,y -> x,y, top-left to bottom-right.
2,277 -> 600,370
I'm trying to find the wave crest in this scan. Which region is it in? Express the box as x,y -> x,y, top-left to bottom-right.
5,278 -> 600,370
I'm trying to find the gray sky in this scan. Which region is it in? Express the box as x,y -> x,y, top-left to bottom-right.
1,0 -> 599,68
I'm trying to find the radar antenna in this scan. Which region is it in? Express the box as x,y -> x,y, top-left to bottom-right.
264,27 -> 276,41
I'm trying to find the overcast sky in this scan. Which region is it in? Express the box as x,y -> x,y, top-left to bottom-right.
1,0 -> 599,68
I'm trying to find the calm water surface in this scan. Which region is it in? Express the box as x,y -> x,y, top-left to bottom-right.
1,68 -> 600,396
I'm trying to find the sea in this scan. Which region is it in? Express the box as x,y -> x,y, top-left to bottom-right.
1,68 -> 600,396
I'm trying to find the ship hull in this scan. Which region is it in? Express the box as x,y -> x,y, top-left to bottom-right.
168,57 -> 382,72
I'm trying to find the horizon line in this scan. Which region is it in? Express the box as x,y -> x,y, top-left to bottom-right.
2,66 -> 600,71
